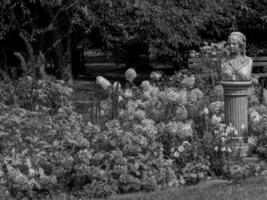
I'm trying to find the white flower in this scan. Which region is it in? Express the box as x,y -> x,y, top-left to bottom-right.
221,146 -> 226,152
26,76 -> 33,82
189,88 -> 203,102
248,136 -> 257,146
178,145 -> 185,153
180,176 -> 186,185
150,71 -> 162,80
209,101 -> 223,114
28,168 -> 36,178
96,76 -> 111,90
180,123 -> 193,137
203,107 -> 209,115
149,86 -> 159,97
15,173 -> 28,185
234,129 -> 238,136
166,159 -> 173,166
125,68 -> 137,82
221,137 -> 226,143
211,114 -> 222,125
112,81 -> 121,91
183,141 -> 190,146
225,126 -> 230,135
229,123 -> 236,132
141,80 -> 151,92
100,110 -> 105,116
227,147 -> 232,153
165,88 -> 187,104
143,91 -> 151,99
124,89 -> 133,98
250,111 -> 262,123
166,122 -> 178,134
174,151 -> 180,158
214,146 -> 219,151
135,109 -> 146,120
181,75 -> 195,88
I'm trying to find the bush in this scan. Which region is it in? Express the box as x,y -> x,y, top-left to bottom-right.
0,67 -> 262,199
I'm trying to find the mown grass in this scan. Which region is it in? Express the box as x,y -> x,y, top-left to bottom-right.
99,176 -> 267,200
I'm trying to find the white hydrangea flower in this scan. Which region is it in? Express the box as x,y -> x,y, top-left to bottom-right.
28,168 -> 36,178
166,121 -> 178,134
211,114 -> 222,125
250,111 -> 262,123
221,146 -> 226,152
165,88 -> 187,104
234,129 -> 238,136
182,141 -> 190,146
180,123 -> 193,137
124,89 -> 133,98
125,68 -> 137,82
203,107 -> 209,115
143,91 -> 151,99
174,151 -> 180,158
135,109 -> 146,120
150,71 -> 162,80
209,101 -> 223,114
248,136 -> 257,146
181,75 -> 195,88
112,81 -> 121,91
178,145 -> 185,153
149,86 -> 159,97
96,76 -> 111,90
141,80 -> 151,92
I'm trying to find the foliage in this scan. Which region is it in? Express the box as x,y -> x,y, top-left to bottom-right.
0,76 -> 72,114
248,105 -> 267,159
0,59 -> 265,199
0,76 -> 179,199
1,0 -> 267,79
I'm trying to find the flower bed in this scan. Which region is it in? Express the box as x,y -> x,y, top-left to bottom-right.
0,44 -> 266,199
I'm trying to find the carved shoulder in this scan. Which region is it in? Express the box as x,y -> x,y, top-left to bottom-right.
246,57 -> 253,65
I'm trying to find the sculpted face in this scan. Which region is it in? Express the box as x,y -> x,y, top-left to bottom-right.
228,35 -> 241,56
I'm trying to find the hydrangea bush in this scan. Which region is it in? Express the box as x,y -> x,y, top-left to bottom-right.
0,63 -> 264,199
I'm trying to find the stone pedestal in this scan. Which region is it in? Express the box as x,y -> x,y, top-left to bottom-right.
221,81 -> 252,135
221,81 -> 252,157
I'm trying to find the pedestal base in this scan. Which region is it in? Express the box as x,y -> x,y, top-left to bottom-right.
221,81 -> 252,159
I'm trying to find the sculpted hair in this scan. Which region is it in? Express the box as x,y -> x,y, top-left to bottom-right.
228,32 -> 247,56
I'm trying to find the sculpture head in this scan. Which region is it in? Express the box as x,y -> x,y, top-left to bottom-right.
227,32 -> 246,56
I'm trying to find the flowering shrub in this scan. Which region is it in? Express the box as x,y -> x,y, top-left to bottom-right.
76,120 -> 178,197
0,76 -> 73,114
247,105 -> 267,159
92,71 -> 248,187
0,65 -> 264,199
0,104 -> 85,198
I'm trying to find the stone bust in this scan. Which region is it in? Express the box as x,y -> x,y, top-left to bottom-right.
221,32 -> 252,81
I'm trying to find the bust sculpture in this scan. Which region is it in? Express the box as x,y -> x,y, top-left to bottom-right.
221,32 -> 252,81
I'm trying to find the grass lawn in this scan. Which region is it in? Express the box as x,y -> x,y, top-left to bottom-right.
101,176 -> 267,200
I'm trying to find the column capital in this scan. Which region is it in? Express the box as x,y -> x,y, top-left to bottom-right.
221,81 -> 252,96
